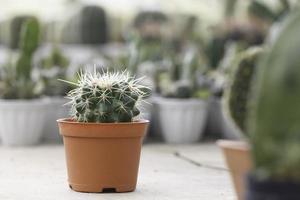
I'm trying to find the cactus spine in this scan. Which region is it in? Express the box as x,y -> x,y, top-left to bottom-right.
248,11 -> 300,180
65,70 -> 151,123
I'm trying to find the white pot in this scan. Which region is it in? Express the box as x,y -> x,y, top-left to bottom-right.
153,97 -> 208,144
0,99 -> 49,146
43,97 -> 69,142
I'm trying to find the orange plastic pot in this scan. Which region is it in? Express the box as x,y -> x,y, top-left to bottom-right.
217,140 -> 252,200
57,118 -> 149,193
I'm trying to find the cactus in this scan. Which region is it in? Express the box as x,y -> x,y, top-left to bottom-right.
39,46 -> 71,96
16,17 -> 40,80
63,70 -> 151,123
228,46 -> 263,135
158,46 -> 210,99
247,11 -> 300,180
9,15 -> 34,49
0,17 -> 40,99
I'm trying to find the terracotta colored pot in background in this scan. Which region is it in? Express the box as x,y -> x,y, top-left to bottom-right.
217,140 -> 252,200
57,118 -> 149,193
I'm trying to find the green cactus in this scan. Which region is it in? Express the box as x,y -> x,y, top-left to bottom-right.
0,17 -> 41,99
39,46 -> 71,96
9,15 -> 34,49
247,11 -> 300,180
158,46 -> 210,99
228,46 -> 263,135
16,17 -> 40,80
63,70 -> 151,123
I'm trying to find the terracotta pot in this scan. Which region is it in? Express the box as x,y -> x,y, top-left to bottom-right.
217,140 -> 252,200
57,118 -> 149,193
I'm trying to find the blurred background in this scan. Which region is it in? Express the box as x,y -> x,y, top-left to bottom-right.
0,0 -> 298,145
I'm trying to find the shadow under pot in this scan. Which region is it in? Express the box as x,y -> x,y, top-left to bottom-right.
57,118 -> 149,193
246,174 -> 300,200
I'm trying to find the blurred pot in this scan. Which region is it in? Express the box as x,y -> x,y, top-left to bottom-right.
217,140 -> 252,200
43,97 -> 69,142
0,99 -> 49,146
57,118 -> 149,193
153,97 -> 208,144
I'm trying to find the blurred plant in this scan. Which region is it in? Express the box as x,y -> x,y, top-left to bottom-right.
9,15 -> 34,49
248,11 -> 300,181
227,46 -> 263,135
158,46 -> 210,99
39,46 -> 72,96
0,17 -> 41,99
248,0 -> 291,23
128,11 -> 169,74
62,70 -> 151,123
61,5 -> 107,44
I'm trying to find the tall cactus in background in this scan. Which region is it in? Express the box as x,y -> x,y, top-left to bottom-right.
9,15 -> 34,49
63,70 -> 151,123
228,47 -> 263,135
248,11 -> 300,180
16,17 -> 40,80
0,17 -> 40,99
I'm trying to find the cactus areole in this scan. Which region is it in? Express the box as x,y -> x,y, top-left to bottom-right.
63,70 -> 151,123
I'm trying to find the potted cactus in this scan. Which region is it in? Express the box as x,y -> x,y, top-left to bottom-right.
153,46 -> 210,144
217,46 -> 263,200
246,10 -> 300,200
0,17 -> 49,146
57,70 -> 150,192
38,45 -> 72,142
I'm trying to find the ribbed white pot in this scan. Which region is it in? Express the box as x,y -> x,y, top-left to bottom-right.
153,97 -> 208,144
42,97 -> 69,142
0,99 -> 49,146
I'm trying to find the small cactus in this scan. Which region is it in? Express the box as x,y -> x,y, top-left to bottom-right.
64,70 -> 151,123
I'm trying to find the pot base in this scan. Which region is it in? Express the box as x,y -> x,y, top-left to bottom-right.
69,183 -> 135,193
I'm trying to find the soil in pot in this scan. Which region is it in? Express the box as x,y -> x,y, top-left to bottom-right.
57,119 -> 149,193
217,140 -> 252,200
246,174 -> 300,200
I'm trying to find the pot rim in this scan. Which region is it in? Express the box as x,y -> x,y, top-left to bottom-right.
217,139 -> 250,151
152,96 -> 207,105
57,118 -> 149,125
57,118 -> 149,138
